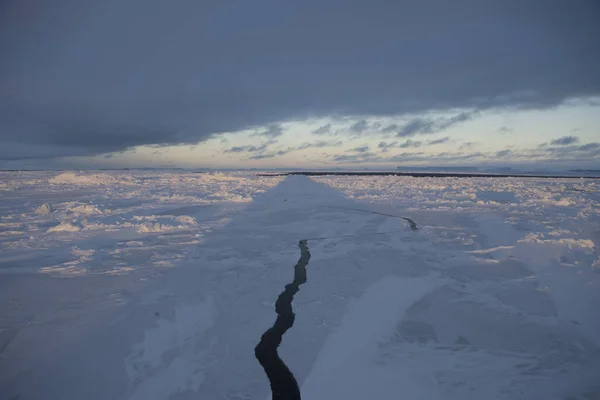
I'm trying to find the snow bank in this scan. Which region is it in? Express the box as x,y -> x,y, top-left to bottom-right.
47,221 -> 81,232
137,222 -> 167,233
35,202 -> 53,214
49,171 -> 133,185
69,204 -> 103,215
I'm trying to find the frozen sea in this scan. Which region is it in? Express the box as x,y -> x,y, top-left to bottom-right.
1,171 -> 599,399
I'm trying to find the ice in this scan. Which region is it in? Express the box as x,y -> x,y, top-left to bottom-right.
47,220 -> 82,232
1,171 -> 599,399
69,204 -> 104,215
476,190 -> 518,204
301,275 -> 443,400
34,202 -> 53,215
49,171 -> 133,186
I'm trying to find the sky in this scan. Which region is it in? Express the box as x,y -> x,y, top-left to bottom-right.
1,0 -> 599,170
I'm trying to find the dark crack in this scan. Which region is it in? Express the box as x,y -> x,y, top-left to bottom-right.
255,240 -> 309,400
254,208 -> 417,399
324,205 -> 417,230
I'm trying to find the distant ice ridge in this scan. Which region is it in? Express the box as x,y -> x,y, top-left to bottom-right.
49,171 -> 135,185
35,202 -> 53,214
69,204 -> 103,215
47,221 -> 81,232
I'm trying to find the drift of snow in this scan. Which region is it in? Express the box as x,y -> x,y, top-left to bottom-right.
47,221 -> 82,232
49,171 -> 131,185
34,202 -> 53,214
0,171 -> 599,399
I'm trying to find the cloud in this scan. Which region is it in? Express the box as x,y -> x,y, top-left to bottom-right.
578,142 -> 600,151
495,149 -> 513,157
251,124 -> 285,139
400,140 -> 422,148
349,120 -> 369,134
344,150 -> 486,164
428,136 -> 450,145
385,152 -> 425,162
380,124 -> 399,134
225,139 -> 342,160
396,112 -> 476,137
223,144 -> 268,153
312,124 -> 332,135
331,139 -> 600,166
550,135 -> 580,145
459,142 -> 477,150
348,145 -> 370,153
248,149 -> 290,159
498,126 -> 514,134
378,140 -> 422,151
332,152 -> 380,163
378,142 -> 393,151
543,142 -> 600,157
295,139 -> 342,150
1,1 -> 599,160
386,151 -> 484,163
224,138 -> 346,161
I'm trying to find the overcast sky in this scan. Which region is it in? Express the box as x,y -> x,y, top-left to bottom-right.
1,0 -> 599,169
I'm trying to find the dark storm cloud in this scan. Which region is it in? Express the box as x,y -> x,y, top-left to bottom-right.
550,136 -> 580,145
2,0 -> 599,160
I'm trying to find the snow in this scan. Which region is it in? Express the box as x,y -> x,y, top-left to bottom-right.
47,220 -> 82,232
125,296 -> 215,400
49,171 -> 133,186
1,171 -> 599,399
34,202 -> 53,215
302,275 -> 442,400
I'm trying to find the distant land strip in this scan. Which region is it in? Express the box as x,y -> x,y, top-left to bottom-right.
256,171 -> 600,179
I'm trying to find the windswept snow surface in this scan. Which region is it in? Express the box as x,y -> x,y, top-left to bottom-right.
1,171 -> 599,399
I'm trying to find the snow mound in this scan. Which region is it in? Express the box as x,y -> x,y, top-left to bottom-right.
35,202 -> 53,214
49,171 -> 126,185
70,204 -> 103,215
175,215 -> 197,225
137,222 -> 168,233
48,221 -> 82,232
